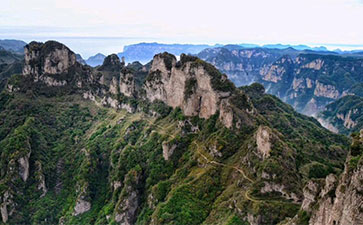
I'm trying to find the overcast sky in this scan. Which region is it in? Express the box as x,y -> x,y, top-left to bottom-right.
1,0 -> 362,56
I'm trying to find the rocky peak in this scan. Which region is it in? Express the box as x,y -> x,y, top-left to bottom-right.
144,53 -> 237,126
150,52 -> 176,72
23,41 -> 77,77
98,54 -> 124,71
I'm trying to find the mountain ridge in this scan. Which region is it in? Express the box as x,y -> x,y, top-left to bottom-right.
198,47 -> 363,117
0,40 -> 356,225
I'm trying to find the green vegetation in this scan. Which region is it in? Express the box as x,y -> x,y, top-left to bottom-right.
319,95 -> 363,134
0,44 -> 353,224
184,77 -> 197,100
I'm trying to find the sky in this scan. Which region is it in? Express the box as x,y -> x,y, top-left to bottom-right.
1,0 -> 363,57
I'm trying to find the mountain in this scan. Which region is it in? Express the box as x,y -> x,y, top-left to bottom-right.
0,39 -> 27,53
317,95 -> 363,134
85,53 -> 106,67
262,44 -> 328,51
284,131 -> 363,224
117,42 -> 213,64
0,48 -> 22,65
0,48 -> 23,91
198,47 -> 363,116
76,54 -> 87,65
0,40 -> 356,224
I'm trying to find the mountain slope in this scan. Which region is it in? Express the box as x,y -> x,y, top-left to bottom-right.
0,41 -> 351,225
283,131 -> 363,225
86,53 -> 106,67
317,95 -> 363,134
0,39 -> 27,53
0,48 -> 23,92
198,47 -> 363,116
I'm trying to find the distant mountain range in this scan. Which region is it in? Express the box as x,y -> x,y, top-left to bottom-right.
84,42 -> 363,67
197,46 -> 363,121
0,39 -> 27,53
85,53 -> 106,67
317,95 -> 363,134
0,44 -> 24,91
117,42 -> 215,64
2,38 -> 363,134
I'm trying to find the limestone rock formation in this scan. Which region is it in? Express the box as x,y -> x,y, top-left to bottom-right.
119,71 -> 136,97
74,199 -> 91,216
198,47 -> 363,117
98,54 -> 123,71
162,141 -> 177,161
23,41 -> 76,77
114,169 -> 142,225
144,53 -> 238,127
18,152 -> 30,182
287,131 -> 363,225
256,126 -> 271,159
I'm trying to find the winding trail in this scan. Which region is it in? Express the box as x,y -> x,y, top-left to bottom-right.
143,116 -> 260,203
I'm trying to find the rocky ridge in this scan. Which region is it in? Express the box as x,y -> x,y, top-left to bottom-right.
198,47 -> 363,116
284,131 -> 363,225
0,40 -> 355,224
318,95 -> 363,134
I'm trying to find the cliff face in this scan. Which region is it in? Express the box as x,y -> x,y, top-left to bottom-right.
143,53 -> 253,128
317,95 -> 363,134
144,53 -> 220,119
308,162 -> 363,225
198,47 -> 287,86
198,47 -> 363,116
284,131 -> 363,225
23,41 -> 76,77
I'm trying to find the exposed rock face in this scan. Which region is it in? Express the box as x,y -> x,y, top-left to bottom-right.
18,152 -> 31,182
23,41 -> 76,77
198,48 -> 284,86
256,126 -> 271,159
0,204 -> 7,223
301,59 -> 324,70
144,53 -> 236,126
18,43 -> 251,129
119,71 -> 136,97
261,182 -> 299,202
74,199 -> 91,216
317,95 -> 363,134
115,169 -> 141,225
317,118 -> 339,134
261,64 -> 286,83
162,141 -> 177,161
308,163 -> 363,225
98,54 -> 123,71
336,109 -> 357,129
292,78 -> 305,91
219,99 -> 234,128
287,132 -> 363,225
74,183 -> 91,216
40,76 -> 67,87
301,180 -> 322,211
314,81 -> 340,99
0,190 -> 15,224
198,47 -> 363,117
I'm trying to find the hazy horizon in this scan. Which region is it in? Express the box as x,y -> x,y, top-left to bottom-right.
1,0 -> 363,57
2,35 -> 363,59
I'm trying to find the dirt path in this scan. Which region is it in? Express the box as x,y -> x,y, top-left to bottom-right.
144,116 -> 260,203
